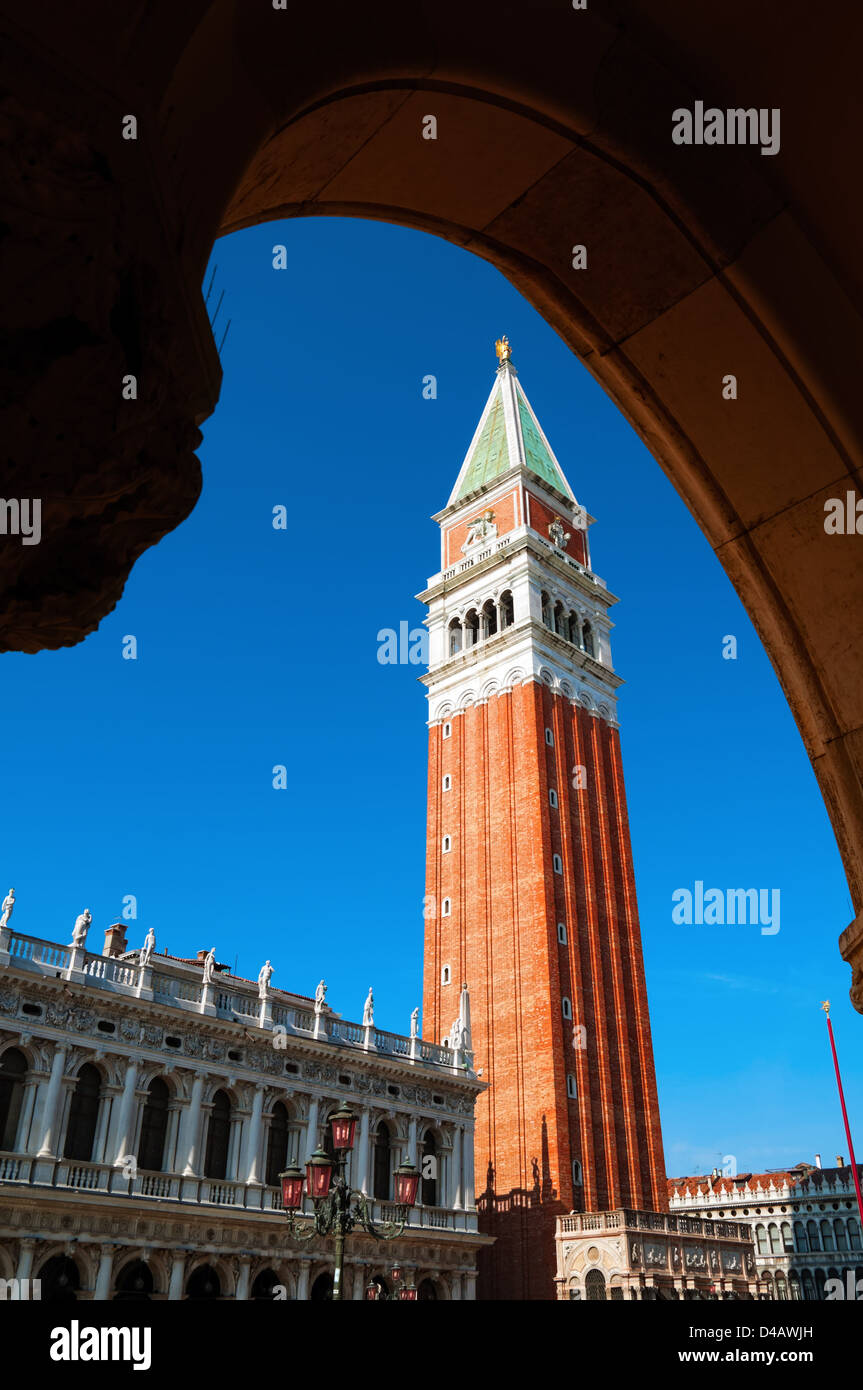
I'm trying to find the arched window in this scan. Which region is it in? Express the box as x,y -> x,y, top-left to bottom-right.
63,1063 -> 102,1162
572,1159 -> 583,1186
848,1217 -> 861,1250
251,1268 -> 282,1300
557,921 -> 567,944
441,965 -> 451,986
794,1220 -> 808,1253
481,599 -> 497,639
266,1102 -> 291,1187
464,609 -> 479,647
553,853 -> 563,874
549,788 -> 558,808
807,1219 -> 821,1251
311,1272 -> 333,1301
113,1259 -> 154,1301
814,1268 -> 827,1300
442,834 -> 451,853
755,1224 -> 769,1255
448,619 -> 462,657
582,621 -> 596,657
442,774 -> 451,792
39,1255 -> 81,1303
775,1273 -> 788,1300
138,1077 -> 170,1172
186,1264 -> 220,1300
566,1073 -> 577,1098
820,1218 -> 835,1252
0,1047 -> 27,1151
568,611 -> 580,646
442,897 -> 451,917
373,1122 -> 391,1200
801,1270 -> 816,1301
553,600 -> 565,635
418,1278 -> 438,1301
788,1271 -> 802,1301
499,591 -> 514,630
781,1220 -> 793,1253
835,1217 -> 848,1251
204,1090 -> 231,1180
562,997 -> 572,1020
768,1222 -> 782,1254
541,592 -> 551,628
421,1130 -> 438,1207
585,1269 -> 606,1301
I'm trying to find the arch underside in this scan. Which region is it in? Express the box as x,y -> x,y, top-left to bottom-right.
2,2 -> 862,996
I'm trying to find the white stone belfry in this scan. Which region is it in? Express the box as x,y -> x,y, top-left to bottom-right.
418,339 -> 624,730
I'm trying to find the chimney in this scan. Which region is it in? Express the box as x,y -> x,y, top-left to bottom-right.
103,923 -> 128,958
815,1153 -> 822,1169
837,1155 -> 845,1168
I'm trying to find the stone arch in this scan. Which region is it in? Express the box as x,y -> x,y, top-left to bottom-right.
5,6 -> 863,997
36,1249 -> 89,1300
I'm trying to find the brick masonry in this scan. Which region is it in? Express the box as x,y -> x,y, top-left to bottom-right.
422,681 -> 666,1299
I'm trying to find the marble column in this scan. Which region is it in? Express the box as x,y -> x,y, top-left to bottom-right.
179,1073 -> 204,1176
93,1245 -> 115,1300
168,1252 -> 186,1301
408,1116 -> 418,1167
235,1257 -> 251,1301
15,1238 -> 36,1282
451,1127 -> 463,1209
305,1098 -> 319,1157
242,1087 -> 264,1185
352,1263 -> 367,1300
451,1272 -> 463,1300
111,1060 -> 139,1165
463,1271 -> 477,1301
296,1259 -> 311,1301
17,1079 -> 39,1155
463,1122 -> 476,1209
354,1107 -> 370,1195
36,1047 -> 67,1158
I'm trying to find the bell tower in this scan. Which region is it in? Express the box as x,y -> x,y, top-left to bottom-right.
418,338 -> 666,1300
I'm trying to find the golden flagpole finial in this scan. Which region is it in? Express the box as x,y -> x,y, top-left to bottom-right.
495,334 -> 512,364
821,1000 -> 831,1015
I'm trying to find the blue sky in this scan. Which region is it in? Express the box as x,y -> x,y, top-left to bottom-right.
3,217 -> 860,1177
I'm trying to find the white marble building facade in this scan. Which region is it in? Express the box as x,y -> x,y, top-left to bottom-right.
668,1163 -> 863,1301
0,917 -> 488,1300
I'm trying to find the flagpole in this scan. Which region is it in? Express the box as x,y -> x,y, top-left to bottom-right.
821,1001 -> 863,1230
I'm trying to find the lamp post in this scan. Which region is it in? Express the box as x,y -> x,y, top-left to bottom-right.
365,1266 -> 419,1301
280,1106 -> 420,1302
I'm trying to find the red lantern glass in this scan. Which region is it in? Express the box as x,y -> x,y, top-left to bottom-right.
400,1285 -> 418,1301
393,1161 -> 420,1208
306,1149 -> 333,1200
279,1165 -> 305,1211
329,1107 -> 358,1152
391,1265 -> 403,1284
365,1281 -> 381,1301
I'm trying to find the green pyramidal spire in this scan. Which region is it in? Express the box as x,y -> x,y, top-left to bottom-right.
447,336 -> 576,506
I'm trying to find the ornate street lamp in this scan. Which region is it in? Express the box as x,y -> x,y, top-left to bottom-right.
365,1268 -> 419,1302
279,1108 -> 420,1302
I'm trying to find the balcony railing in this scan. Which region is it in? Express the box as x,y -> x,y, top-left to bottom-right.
0,930 -> 473,1077
0,1153 -> 478,1231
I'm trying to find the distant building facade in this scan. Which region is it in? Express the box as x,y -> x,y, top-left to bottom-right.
668,1161 -> 863,1300
554,1208 -> 757,1300
0,917 -> 488,1300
